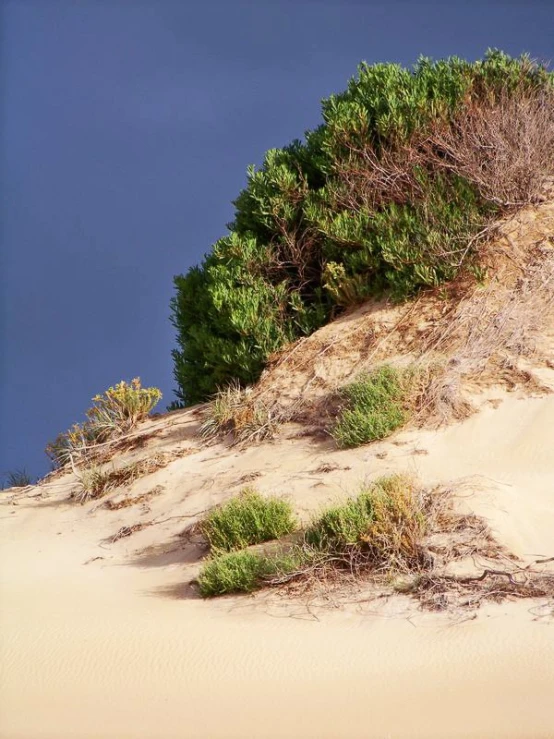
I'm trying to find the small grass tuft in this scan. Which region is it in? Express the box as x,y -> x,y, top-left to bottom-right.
331,365 -> 411,448
200,488 -> 297,553
72,453 -> 174,504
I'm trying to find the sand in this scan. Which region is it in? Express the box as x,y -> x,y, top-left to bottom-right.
2,390 -> 554,738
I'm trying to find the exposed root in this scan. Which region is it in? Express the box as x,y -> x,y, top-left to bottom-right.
415,568 -> 554,612
104,485 -> 164,511
111,523 -> 148,542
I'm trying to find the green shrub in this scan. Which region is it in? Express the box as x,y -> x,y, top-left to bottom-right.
171,52 -> 553,404
304,493 -> 375,551
331,365 -> 410,448
200,488 -> 297,553
197,546 -> 315,597
46,378 -> 162,468
306,474 -> 426,569
197,550 -> 269,596
198,475 -> 429,597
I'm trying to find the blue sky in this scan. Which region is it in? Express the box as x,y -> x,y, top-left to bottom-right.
1,0 -> 553,482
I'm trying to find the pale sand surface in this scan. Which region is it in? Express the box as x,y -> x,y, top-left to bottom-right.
1,392 -> 554,738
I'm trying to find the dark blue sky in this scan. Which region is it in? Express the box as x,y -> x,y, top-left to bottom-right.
1,0 -> 553,482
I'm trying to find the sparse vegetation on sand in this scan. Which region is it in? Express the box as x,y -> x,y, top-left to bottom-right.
197,474 -> 554,605
46,379 -> 162,468
331,365 -> 411,448
198,475 -> 429,596
200,488 -> 298,553
71,453 -> 173,504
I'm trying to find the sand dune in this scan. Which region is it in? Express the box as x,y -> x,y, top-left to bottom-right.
1,385 -> 554,738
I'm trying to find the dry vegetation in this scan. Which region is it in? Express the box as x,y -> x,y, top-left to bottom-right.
199,382 -> 281,445
46,379 -> 162,470
426,86 -> 554,208
71,452 -> 181,504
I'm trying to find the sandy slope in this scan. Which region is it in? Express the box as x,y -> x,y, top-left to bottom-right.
1,389 -> 554,738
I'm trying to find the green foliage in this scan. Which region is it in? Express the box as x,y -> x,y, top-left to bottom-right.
200,488 -> 297,553
197,551 -> 269,596
198,474 -> 428,597
331,365 -> 410,448
46,379 -> 162,468
197,548 -> 310,597
305,474 -> 426,568
172,51 -> 554,403
304,493 -> 376,551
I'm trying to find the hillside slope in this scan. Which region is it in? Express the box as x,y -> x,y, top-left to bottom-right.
1,199 -> 554,739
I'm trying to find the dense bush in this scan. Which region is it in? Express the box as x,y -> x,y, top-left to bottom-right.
171,51 -> 553,404
200,488 -> 297,553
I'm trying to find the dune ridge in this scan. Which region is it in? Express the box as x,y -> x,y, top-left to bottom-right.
2,198 -> 554,738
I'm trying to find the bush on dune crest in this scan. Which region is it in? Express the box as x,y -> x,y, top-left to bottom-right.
171,51 -> 554,405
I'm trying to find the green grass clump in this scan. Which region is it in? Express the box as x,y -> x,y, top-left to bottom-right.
331,365 -> 410,448
306,474 -> 426,569
197,547 -> 311,597
198,475 -> 428,597
305,493 -> 375,551
200,488 -> 297,553
197,550 -> 270,597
